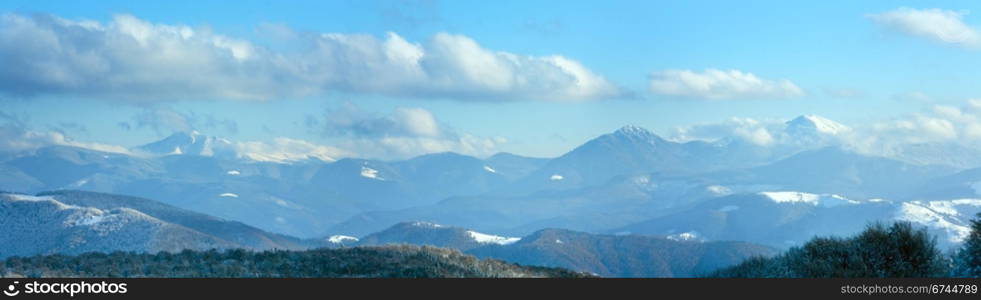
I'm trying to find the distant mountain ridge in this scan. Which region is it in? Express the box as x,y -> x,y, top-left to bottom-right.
354,221 -> 520,251
0,142 -> 547,238
614,191 -> 981,250
349,222 -> 775,277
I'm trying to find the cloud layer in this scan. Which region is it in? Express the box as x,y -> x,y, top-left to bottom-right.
668,98 -> 981,168
859,100 -> 981,149
310,104 -> 505,159
671,117 -> 782,146
0,117 -> 131,155
0,13 -> 622,102
648,69 -> 804,100
869,7 -> 981,48
670,114 -> 852,148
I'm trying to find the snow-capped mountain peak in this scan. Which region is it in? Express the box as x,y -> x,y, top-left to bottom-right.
134,131 -> 234,157
785,114 -> 850,136
611,125 -> 662,142
615,125 -> 649,135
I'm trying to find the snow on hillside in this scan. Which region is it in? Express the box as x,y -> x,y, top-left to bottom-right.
467,230 -> 521,245
0,193 -> 237,257
5,193 -> 155,234
759,191 -> 859,207
360,166 -> 383,180
327,235 -> 359,244
896,199 -> 981,244
896,202 -> 971,243
666,231 -> 702,242
8,194 -> 59,203
410,221 -> 444,228
72,214 -> 109,226
706,185 -> 732,196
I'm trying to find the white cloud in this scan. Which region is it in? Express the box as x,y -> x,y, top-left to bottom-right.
306,31 -> 623,101
665,99 -> 981,168
0,13 -> 293,101
133,107 -> 195,134
869,7 -> 981,48
0,13 -> 622,102
0,123 -> 131,155
671,117 -> 780,146
393,108 -> 441,137
671,115 -> 852,148
129,107 -> 238,136
0,104 -> 501,161
863,102 -> 981,146
320,104 -> 443,138
314,104 -> 505,159
649,69 -> 804,100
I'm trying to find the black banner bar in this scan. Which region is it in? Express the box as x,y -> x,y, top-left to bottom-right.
2,278 -> 981,299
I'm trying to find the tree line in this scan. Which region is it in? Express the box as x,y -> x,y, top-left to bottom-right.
0,244 -> 588,278
711,213 -> 981,277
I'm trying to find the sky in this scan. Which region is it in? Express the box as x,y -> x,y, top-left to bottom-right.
3,0 -> 981,160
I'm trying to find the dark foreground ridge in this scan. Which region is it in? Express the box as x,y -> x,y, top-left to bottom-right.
709,221 -> 969,278
0,245 -> 591,278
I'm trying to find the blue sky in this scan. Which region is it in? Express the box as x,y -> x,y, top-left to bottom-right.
3,1 -> 981,159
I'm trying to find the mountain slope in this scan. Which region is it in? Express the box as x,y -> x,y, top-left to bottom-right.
483,152 -> 549,181
468,228 -> 775,277
4,145 -> 162,191
515,126 -> 689,190
325,177 -> 670,237
510,120 -> 838,193
355,221 -> 520,251
912,167 -> 981,200
0,193 -> 235,258
615,191 -> 981,250
35,190 -> 312,250
706,147 -> 955,199
333,222 -> 773,277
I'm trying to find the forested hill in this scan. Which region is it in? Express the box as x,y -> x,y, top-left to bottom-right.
0,245 -> 591,278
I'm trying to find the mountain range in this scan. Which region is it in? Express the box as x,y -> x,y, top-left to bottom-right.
3,114 -> 981,265
0,190 -> 772,277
